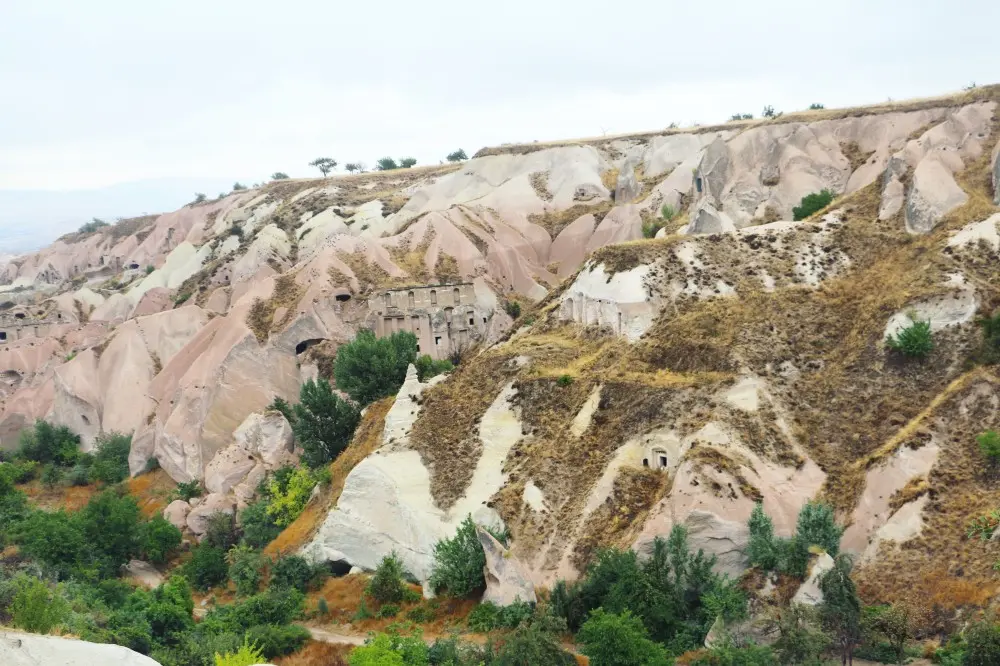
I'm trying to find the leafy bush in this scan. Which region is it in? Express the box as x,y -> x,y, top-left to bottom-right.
266,396 -> 295,424
90,432 -> 131,484
819,554 -> 862,666
367,552 -> 408,604
11,575 -> 68,633
78,490 -> 145,578
173,480 -> 203,502
345,162 -> 363,174
772,604 -> 830,665
232,182 -> 247,191
978,431 -> 1000,469
140,515 -> 183,564
271,555 -> 324,593
429,515 -> 490,597
791,189 -> 835,220
215,638 -> 266,666
414,354 -> 453,381
265,467 -> 316,526
227,545 -> 265,596
270,172 -> 289,180
578,609 -> 671,666
292,378 -> 362,468
688,643 -> 778,665
447,149 -> 468,162
467,601 -> 502,631
885,317 -> 934,358
41,463 -> 63,487
376,603 -> 400,618
642,219 -> 663,239
406,605 -> 434,623
18,420 -> 80,466
808,103 -> 825,110
399,157 -> 417,168
964,616 -> 1000,666
242,623 -> 309,659
239,500 -> 281,549
747,502 -> 778,570
795,501 -> 841,557
184,544 -> 229,591
557,374 -> 573,387
334,330 -> 418,406
762,105 -> 778,118
204,511 -> 238,550
972,312 -> 1000,365
730,113 -> 753,121
376,157 -> 400,171
504,301 -> 522,319
494,622 -> 576,665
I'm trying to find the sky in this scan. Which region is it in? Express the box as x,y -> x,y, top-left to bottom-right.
1,0 -> 998,252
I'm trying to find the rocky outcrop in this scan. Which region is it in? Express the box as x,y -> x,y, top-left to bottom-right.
636,510 -> 750,578
685,201 -> 737,235
557,263 -> 654,341
203,411 -> 296,498
476,525 -> 537,606
186,492 -> 236,539
791,552 -> 835,606
163,499 -> 191,530
0,630 -> 160,666
615,157 -> 641,203
905,157 -> 968,234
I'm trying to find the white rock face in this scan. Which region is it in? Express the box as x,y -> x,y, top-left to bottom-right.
302,378 -> 520,587
186,492 -> 236,539
792,552 -> 835,606
948,213 -> 1000,250
477,525 -> 537,606
905,158 -> 968,234
558,263 -> 653,341
163,499 -> 191,530
204,411 -> 296,497
0,630 -> 161,666
883,286 -> 978,340
685,201 -> 737,235
615,157 -> 641,203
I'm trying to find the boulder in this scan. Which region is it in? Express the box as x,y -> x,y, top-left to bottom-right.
791,552 -> 835,606
163,499 -> 191,530
682,510 -> 750,577
186,493 -> 236,538
686,202 -> 737,235
124,559 -> 165,588
615,157 -> 641,204
204,411 -> 296,496
476,525 -> 537,606
0,630 -> 160,666
905,157 -> 967,234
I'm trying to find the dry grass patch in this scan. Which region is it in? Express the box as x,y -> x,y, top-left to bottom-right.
274,641 -> 350,666
528,201 -> 612,240
336,250 -> 392,292
245,274 -> 303,343
530,171 -> 553,201
126,468 -> 178,518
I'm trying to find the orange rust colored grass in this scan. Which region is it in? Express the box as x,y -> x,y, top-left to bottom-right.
274,641 -> 350,666
127,468 -> 177,518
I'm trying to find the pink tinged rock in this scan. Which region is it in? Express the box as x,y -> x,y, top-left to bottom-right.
186,493 -> 235,538
475,525 -> 537,606
163,499 -> 192,531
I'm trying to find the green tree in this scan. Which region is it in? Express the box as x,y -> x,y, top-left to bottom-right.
885,317 -> 934,358
292,378 -> 361,467
227,545 -> 266,596
964,616 -> 1000,666
193,193 -> 208,204
271,555 -> 323,592
399,157 -> 417,168
747,502 -> 778,570
11,576 -> 68,634
772,604 -> 830,665
819,554 -> 862,666
414,354 -> 453,381
18,420 -> 80,465
429,515 -> 489,597
446,149 -> 468,162
232,182 -> 248,191
795,501 -> 842,556
79,490 -> 144,578
334,330 -> 418,405
264,467 -> 316,526
215,637 -> 266,666
367,551 -> 408,604
203,511 -> 238,550
184,544 -> 229,591
376,157 -> 399,171
792,189 -> 835,220
239,499 -> 281,549
12,510 -> 88,579
271,172 -> 289,180
90,431 -> 132,484
862,602 -> 923,665
577,609 -> 671,666
495,623 -> 576,665
309,157 -> 338,176
349,633 -> 405,666
140,514 -> 183,564
344,162 -> 362,174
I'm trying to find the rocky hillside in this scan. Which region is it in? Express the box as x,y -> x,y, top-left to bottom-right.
2,85 -> 1000,607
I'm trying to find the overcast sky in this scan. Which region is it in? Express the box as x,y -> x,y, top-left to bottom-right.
0,0 -> 997,250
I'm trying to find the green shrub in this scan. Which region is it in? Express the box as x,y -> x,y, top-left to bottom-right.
78,490 -> 145,578
11,576 -> 68,634
578,609 -> 671,666
292,378 -> 362,467
747,502 -> 778,570
140,515 -> 183,564
333,330 -> 418,406
349,627 -> 428,666
67,463 -> 91,486
227,545 -> 265,596
193,193 -> 208,204
239,500 -> 281,549
204,512 -> 238,550
41,463 -> 63,487
376,603 -> 400,618
214,638 -> 266,666
367,551 -> 408,604
730,113 -> 753,121
406,605 -> 434,623
429,515 -> 489,597
885,317 -> 934,358
494,622 -> 576,665
504,301 -> 522,319
819,555 -> 862,666
772,604 -> 830,665
184,544 -> 229,590
447,149 -> 468,162
641,219 -> 663,239
242,623 -> 309,659
794,501 -> 842,556
979,431 -> 1000,469
173,480 -> 203,502
414,354 -> 454,381
557,374 -> 573,387
399,157 -> 417,168
964,617 -> 1000,666
266,396 -> 295,424
232,182 -> 247,191
271,555 -> 323,593
376,157 -> 400,171
972,312 -> 1000,365
18,420 -> 80,466
762,105 -> 778,118
265,467 -> 316,526
467,601 -> 501,631
688,643 -> 778,665
808,103 -> 825,110
13,509 -> 89,579
89,432 -> 132,484
792,189 -> 835,220
271,172 -> 289,181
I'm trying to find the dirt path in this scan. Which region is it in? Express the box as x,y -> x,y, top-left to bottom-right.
298,625 -> 370,646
